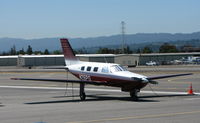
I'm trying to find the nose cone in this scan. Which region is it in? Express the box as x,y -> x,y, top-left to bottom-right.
141,78 -> 149,83
131,77 -> 149,83
116,71 -> 149,83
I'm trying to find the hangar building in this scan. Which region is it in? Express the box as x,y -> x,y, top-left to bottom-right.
0,56 -> 18,66
17,55 -> 65,67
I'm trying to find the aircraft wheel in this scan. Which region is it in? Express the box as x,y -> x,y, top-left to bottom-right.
130,90 -> 138,101
80,92 -> 86,101
80,83 -> 86,101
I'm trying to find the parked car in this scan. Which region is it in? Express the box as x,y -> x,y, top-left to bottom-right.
146,61 -> 157,66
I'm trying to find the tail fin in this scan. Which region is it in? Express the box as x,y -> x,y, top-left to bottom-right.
60,38 -> 79,66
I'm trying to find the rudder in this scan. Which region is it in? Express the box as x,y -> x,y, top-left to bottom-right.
60,38 -> 79,65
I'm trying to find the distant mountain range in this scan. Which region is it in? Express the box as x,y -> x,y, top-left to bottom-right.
0,32 -> 200,52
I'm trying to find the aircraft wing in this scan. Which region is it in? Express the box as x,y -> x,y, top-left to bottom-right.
147,73 -> 192,80
11,78 -> 108,86
11,73 -> 192,85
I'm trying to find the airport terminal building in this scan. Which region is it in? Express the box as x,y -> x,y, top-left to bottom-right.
0,52 -> 200,67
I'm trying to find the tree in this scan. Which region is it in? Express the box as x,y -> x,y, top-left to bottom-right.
159,43 -> 178,53
142,46 -> 152,53
97,47 -> 132,54
44,49 -> 50,55
53,50 -> 61,54
10,45 -> 17,55
2,51 -> 9,56
27,45 -> 33,55
18,48 -> 25,55
136,48 -> 141,53
34,51 -> 42,55
75,47 -> 87,54
124,46 -> 133,54
97,48 -> 110,54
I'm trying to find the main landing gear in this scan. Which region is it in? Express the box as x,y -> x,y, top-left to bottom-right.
79,84 -> 139,101
80,83 -> 86,101
130,89 -> 139,101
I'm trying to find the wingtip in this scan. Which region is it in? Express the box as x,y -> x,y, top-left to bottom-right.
183,73 -> 193,76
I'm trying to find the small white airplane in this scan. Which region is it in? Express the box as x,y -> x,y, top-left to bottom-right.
12,38 -> 192,100
146,61 -> 157,66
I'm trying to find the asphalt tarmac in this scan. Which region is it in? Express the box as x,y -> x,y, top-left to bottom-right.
0,65 -> 200,123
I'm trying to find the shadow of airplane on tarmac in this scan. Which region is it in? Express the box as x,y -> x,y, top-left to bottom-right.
24,93 -> 193,104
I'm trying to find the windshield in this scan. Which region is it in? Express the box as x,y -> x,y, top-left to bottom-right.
110,65 -> 127,73
101,66 -> 109,73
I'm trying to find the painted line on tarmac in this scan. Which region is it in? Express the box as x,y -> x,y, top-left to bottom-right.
185,98 -> 200,100
67,110 -> 200,123
0,85 -> 200,95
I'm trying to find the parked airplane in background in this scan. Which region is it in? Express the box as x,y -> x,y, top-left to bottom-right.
12,38 -> 192,100
146,61 -> 157,66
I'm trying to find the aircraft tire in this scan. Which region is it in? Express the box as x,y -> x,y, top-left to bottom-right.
130,90 -> 138,101
80,92 -> 86,101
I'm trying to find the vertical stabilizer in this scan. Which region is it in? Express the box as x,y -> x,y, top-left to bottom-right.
60,38 -> 79,66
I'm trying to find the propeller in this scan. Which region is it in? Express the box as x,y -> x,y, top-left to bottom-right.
148,80 -> 158,85
131,77 -> 158,84
131,77 -> 143,81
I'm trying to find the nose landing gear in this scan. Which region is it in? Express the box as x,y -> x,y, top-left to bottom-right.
130,89 -> 139,101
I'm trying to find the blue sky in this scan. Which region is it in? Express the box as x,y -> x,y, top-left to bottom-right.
0,0 -> 200,39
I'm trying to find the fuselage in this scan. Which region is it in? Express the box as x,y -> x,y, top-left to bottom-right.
67,61 -> 149,91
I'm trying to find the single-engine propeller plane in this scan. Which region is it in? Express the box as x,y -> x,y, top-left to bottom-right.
11,38 -> 192,100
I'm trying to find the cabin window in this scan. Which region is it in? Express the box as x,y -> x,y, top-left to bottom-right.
87,66 -> 92,71
81,66 -> 85,71
101,67 -> 109,73
93,67 -> 98,72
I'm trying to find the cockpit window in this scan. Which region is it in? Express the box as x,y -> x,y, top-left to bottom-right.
101,66 -> 109,73
110,65 -> 127,72
119,65 -> 127,71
